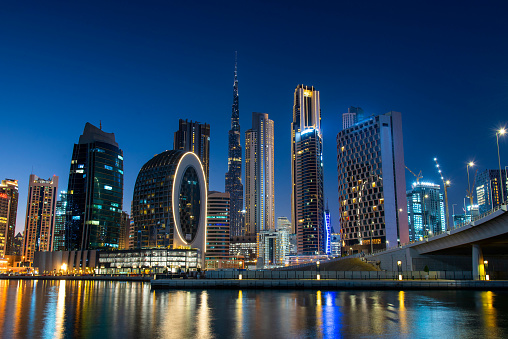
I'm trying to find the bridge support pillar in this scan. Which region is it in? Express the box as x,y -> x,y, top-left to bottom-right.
472,244 -> 485,280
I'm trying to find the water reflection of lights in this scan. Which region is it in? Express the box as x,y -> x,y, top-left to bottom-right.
54,280 -> 66,339
316,291 -> 323,336
481,291 -> 496,328
398,291 -> 408,334
197,291 -> 212,338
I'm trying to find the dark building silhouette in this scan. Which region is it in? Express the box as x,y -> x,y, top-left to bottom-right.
173,119 -> 210,187
66,123 -> 124,251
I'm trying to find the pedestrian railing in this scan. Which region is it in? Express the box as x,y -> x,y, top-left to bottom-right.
204,270 -> 475,280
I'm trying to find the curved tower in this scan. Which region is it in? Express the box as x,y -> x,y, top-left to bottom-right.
225,52 -> 244,236
132,151 -> 207,259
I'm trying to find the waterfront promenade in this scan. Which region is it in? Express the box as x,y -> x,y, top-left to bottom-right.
150,278 -> 508,290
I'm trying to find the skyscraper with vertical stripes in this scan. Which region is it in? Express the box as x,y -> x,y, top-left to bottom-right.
225,53 -> 244,237
291,85 -> 325,255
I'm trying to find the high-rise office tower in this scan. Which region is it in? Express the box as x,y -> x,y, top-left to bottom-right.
118,211 -> 131,250
277,217 -> 292,232
331,233 -> 341,257
291,85 -> 325,255
66,123 -> 124,251
12,232 -> 23,256
342,106 -> 365,130
22,174 -> 58,266
257,229 -> 288,267
245,112 -> 275,235
174,119 -> 210,187
53,191 -> 68,251
206,191 -> 230,262
324,204 -> 332,255
132,150 -> 207,261
225,54 -> 244,237
476,169 -> 508,214
0,179 -> 18,256
406,182 -> 445,242
337,111 -> 409,254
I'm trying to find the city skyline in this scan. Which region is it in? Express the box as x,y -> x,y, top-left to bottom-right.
1,1 -> 508,235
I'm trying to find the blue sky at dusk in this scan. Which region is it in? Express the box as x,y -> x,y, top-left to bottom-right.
1,1 -> 508,233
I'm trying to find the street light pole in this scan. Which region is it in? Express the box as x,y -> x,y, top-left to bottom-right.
435,158 -> 451,231
496,128 -> 506,205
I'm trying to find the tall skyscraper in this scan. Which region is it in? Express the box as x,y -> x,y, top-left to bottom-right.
225,53 -> 244,237
337,111 -> 409,254
342,106 -> 365,130
206,191 -> 230,263
406,182 -> 445,242
53,191 -> 68,251
475,169 -> 508,214
0,179 -> 18,256
291,85 -> 325,255
132,150 -> 207,261
245,112 -> 275,235
118,211 -> 131,250
174,119 -> 210,187
66,122 -> 124,251
324,204 -> 332,255
22,174 -> 58,266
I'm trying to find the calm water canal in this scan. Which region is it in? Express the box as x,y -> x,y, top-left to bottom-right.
1,279 -> 508,338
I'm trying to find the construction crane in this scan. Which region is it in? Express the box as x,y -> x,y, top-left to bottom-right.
405,166 -> 423,185
434,158 -> 451,231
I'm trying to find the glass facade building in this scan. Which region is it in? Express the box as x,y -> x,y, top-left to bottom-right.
406,182 -> 445,242
174,119 -> 210,187
475,169 -> 508,214
97,248 -> 200,274
66,123 -> 124,251
53,191 -> 68,251
132,150 -> 207,265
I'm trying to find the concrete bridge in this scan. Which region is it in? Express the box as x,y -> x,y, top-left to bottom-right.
368,205 -> 508,280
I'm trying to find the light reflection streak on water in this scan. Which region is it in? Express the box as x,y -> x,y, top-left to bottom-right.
482,291 -> 496,329
42,280 -> 58,337
54,280 -> 66,339
316,291 -> 323,338
0,281 -> 7,331
197,291 -> 212,339
322,292 -> 341,338
235,290 -> 244,338
27,280 -> 37,337
399,290 -> 408,334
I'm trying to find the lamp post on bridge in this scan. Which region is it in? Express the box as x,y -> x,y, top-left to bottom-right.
496,128 -> 506,205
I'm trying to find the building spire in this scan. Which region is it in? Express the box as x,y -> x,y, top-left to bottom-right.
231,51 -> 240,131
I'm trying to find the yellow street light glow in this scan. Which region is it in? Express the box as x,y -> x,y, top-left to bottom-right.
61,263 -> 67,271
468,161 -> 474,167
499,128 -> 506,135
